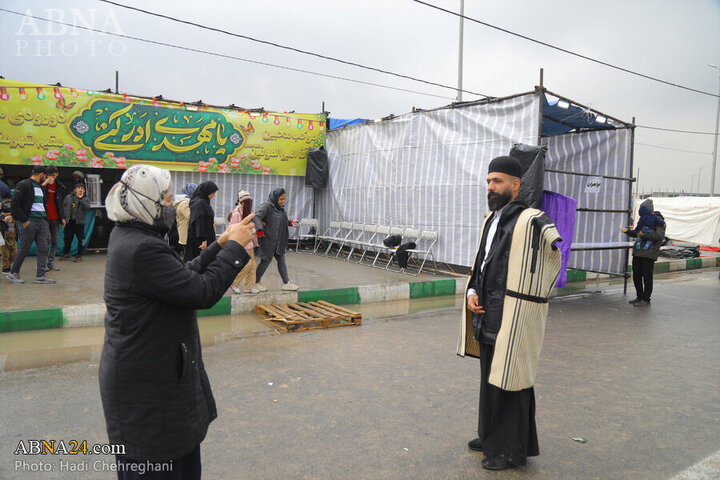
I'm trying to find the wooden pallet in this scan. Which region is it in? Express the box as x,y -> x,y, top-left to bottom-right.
255,300 -> 362,332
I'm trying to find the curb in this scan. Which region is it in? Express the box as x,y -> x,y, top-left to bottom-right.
1,257 -> 717,333
564,256 -> 718,282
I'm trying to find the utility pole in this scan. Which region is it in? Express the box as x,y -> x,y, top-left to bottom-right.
708,64 -> 720,196
456,0 -> 464,102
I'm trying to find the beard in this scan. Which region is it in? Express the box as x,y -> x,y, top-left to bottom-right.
487,189 -> 513,211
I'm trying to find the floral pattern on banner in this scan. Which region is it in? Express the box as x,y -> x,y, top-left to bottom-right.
28,143 -> 127,169
197,155 -> 273,174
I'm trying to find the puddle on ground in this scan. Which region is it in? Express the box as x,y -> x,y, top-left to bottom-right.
4,267 -> 716,371
0,295 -> 464,372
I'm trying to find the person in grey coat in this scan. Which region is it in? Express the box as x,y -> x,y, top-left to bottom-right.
61,183 -> 92,261
253,187 -> 299,291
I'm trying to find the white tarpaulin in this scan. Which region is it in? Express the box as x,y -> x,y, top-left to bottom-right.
544,129 -> 633,275
319,93 -> 541,266
638,196 -> 720,247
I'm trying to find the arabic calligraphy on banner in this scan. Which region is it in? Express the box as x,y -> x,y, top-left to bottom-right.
0,79 -> 326,175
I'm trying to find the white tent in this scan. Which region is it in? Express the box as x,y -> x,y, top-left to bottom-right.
638,197 -> 720,247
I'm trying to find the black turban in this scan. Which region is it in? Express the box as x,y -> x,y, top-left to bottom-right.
488,156 -> 522,178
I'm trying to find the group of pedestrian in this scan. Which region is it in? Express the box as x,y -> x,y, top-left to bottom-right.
3,166 -> 91,284
171,181 -> 299,293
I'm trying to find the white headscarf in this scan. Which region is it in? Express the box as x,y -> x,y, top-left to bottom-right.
106,165 -> 172,225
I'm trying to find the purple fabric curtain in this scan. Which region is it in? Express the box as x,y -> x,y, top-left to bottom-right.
542,190 -> 577,288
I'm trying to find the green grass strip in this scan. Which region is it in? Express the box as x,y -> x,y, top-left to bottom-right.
298,287 -> 361,305
0,308 -> 64,332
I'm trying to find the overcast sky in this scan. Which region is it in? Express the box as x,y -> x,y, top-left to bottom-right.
1,0 -> 719,193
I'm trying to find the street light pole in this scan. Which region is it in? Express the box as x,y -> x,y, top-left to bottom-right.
456,0 -> 465,103
708,64 -> 720,196
691,174 -> 697,195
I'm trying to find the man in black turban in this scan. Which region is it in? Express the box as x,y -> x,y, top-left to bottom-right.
462,155 -> 541,470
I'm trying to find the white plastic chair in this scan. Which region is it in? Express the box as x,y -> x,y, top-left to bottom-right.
374,226 -> 406,269
294,218 -> 319,253
403,230 -> 438,275
338,223 -> 366,259
351,224 -> 379,263
316,221 -> 342,254
323,221 -> 353,256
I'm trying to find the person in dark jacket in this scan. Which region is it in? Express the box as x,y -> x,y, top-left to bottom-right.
0,172 -> 10,201
60,183 -> 92,262
253,187 -> 298,291
465,156 -> 539,471
41,165 -> 67,271
100,165 -> 254,479
7,165 -> 55,284
184,181 -> 218,262
622,199 -> 666,306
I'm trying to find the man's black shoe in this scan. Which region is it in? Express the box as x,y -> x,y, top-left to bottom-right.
628,298 -> 640,304
468,438 -> 483,451
482,457 -> 513,470
633,300 -> 651,307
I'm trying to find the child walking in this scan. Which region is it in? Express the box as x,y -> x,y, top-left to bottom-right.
228,190 -> 260,294
1,211 -> 17,273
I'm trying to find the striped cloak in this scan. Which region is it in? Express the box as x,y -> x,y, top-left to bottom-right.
457,208 -> 562,391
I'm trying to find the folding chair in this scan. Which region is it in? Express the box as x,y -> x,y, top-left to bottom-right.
359,225 -> 387,265
393,228 -> 421,272
373,226 -> 406,269
350,224 -> 379,263
315,221 -> 342,254
333,222 -> 363,258
338,223 -> 366,259
403,230 -> 438,275
324,221 -> 353,256
294,218 -> 319,253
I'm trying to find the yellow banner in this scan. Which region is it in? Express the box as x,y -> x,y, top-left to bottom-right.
0,79 -> 326,176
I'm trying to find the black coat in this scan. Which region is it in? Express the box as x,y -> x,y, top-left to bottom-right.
99,221 -> 249,462
42,180 -> 68,220
469,201 -> 526,344
10,177 -> 46,224
185,182 -> 218,262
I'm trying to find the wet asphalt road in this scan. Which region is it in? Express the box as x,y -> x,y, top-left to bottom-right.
0,269 -> 718,480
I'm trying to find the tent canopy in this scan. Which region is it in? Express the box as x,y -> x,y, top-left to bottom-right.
541,94 -> 616,136
331,92 -> 627,137
329,118 -> 367,130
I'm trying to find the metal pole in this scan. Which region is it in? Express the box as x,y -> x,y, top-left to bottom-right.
709,64 -> 720,196
456,0 -> 464,102
115,70 -> 119,94
624,117 -> 636,295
